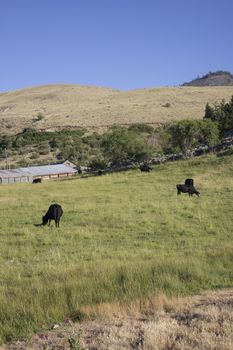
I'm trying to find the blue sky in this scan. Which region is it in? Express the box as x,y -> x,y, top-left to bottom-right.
1,0 -> 233,91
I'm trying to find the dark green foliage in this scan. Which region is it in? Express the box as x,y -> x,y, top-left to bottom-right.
199,119 -> 220,147
165,119 -> 219,154
204,103 -> 214,119
204,96 -> 233,134
0,112 -> 225,168
82,132 -> 102,149
128,123 -> 154,134
0,135 -> 11,151
216,146 -> 233,157
89,158 -> 108,170
101,127 -> 153,165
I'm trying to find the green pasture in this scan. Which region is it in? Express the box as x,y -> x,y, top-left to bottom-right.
0,154 -> 233,343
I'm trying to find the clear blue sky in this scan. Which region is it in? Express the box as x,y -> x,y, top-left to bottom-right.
1,0 -> 233,91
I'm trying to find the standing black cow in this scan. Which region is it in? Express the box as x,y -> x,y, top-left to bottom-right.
33,178 -> 42,184
42,204 -> 63,227
140,163 -> 152,172
176,184 -> 200,197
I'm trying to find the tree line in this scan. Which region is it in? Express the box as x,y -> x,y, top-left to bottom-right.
0,96 -> 233,169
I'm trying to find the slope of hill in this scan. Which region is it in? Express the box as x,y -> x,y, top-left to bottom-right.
0,84 -> 233,135
182,71 -> 233,87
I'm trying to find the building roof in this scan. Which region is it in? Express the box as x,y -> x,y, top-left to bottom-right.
0,162 -> 77,178
0,168 -> 31,178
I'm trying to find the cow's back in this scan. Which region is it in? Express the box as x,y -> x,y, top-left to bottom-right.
47,204 -> 63,219
55,204 -> 63,220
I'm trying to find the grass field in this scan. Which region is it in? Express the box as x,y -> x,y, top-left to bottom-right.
0,154 -> 233,343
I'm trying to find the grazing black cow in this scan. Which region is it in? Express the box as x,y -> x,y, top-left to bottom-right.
185,178 -> 194,187
42,204 -> 63,227
33,178 -> 42,184
176,184 -> 200,197
140,163 -> 152,172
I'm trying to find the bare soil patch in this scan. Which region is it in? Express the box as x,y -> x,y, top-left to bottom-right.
2,289 -> 233,350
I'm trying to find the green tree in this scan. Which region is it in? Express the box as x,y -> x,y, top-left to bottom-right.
199,119 -> 219,147
101,127 -> 152,165
166,120 -> 200,155
204,96 -> 233,134
166,119 -> 219,155
204,103 -> 214,119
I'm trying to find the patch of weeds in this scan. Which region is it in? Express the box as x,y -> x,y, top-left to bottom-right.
68,330 -> 85,350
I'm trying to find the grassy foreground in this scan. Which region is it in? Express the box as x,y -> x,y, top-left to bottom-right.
0,154 -> 233,343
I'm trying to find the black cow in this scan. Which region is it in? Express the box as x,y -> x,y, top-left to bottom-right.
33,178 -> 42,184
140,163 -> 152,172
176,184 -> 200,197
42,204 -> 63,227
185,178 -> 194,187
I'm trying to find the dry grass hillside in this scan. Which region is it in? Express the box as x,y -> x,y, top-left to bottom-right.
0,84 -> 233,134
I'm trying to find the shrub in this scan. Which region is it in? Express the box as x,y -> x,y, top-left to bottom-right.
128,123 -> 154,134
101,127 -> 153,165
39,148 -> 50,155
162,102 -> 171,108
89,158 -> 108,170
30,152 -> 40,160
217,146 -> 233,157
165,119 -> 219,155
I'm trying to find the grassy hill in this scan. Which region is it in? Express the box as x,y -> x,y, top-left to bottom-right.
0,153 -> 233,343
1,84 -> 233,135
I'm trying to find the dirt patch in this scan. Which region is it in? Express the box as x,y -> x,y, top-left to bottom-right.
1,289 -> 233,350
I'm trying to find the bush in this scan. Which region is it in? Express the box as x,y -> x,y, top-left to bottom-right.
30,152 -> 40,160
217,146 -> 233,157
89,158 -> 108,170
165,119 -> 219,155
128,123 -> 154,134
162,102 -> 171,108
39,148 -> 50,155
33,113 -> 44,122
101,127 -> 153,165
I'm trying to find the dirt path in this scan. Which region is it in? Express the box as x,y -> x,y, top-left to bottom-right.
2,289 -> 233,350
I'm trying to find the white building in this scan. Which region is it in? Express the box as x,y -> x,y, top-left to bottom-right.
0,161 -> 78,184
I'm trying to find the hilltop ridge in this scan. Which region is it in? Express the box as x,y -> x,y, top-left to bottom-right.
182,70 -> 233,87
